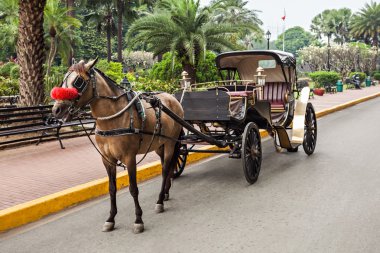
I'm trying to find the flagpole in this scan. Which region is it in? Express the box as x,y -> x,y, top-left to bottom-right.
282,9 -> 286,51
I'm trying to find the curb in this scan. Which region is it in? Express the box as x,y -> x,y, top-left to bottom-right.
1,92 -> 380,232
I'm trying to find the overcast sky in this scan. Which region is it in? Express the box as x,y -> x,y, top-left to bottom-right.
201,0 -> 371,38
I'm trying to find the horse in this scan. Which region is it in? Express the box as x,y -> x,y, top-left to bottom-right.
51,59 -> 184,234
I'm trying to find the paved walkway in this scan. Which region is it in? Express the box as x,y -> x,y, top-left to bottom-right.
1,86 -> 380,210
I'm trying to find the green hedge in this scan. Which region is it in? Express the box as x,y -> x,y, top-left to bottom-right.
309,71 -> 340,88
374,73 -> 380,81
0,62 -> 17,78
0,76 -> 19,96
349,72 -> 366,83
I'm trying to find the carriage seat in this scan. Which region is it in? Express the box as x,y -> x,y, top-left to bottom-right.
262,82 -> 289,112
226,91 -> 254,97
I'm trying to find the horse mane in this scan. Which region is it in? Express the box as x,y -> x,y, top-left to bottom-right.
69,62 -> 119,88
69,61 -> 87,76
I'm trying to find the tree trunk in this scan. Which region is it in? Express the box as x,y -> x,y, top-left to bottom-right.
106,23 -> 112,62
117,0 -> 124,63
66,0 -> 75,66
46,35 -> 57,76
183,63 -> 196,84
17,0 -> 47,106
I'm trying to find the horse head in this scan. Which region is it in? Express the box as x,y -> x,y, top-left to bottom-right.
51,59 -> 98,121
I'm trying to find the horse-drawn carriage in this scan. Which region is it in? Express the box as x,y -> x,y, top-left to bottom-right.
51,50 -> 317,233
171,50 -> 317,184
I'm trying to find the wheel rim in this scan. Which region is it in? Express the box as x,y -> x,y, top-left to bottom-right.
242,123 -> 262,184
303,104 -> 317,155
173,144 -> 187,178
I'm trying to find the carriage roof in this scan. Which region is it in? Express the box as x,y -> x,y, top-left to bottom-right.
215,50 -> 296,83
215,50 -> 296,69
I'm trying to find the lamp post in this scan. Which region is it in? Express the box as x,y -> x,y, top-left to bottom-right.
266,30 -> 271,50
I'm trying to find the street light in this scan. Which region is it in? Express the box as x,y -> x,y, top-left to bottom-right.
266,30 -> 271,50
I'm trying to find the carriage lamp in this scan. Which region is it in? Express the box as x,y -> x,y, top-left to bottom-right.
120,76 -> 131,90
255,67 -> 266,86
254,67 -> 266,99
180,71 -> 191,90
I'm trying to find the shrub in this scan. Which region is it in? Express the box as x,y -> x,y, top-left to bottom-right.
0,77 -> 19,96
96,59 -> 124,83
0,62 -> 17,78
10,65 -> 20,79
134,78 -> 178,93
374,72 -> 380,81
349,72 -> 366,83
309,71 -> 340,88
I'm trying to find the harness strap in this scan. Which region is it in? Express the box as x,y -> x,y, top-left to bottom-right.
94,127 -> 179,142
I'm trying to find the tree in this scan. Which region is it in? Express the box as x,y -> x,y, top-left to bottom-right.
275,26 -> 317,56
86,1 -> 117,62
17,0 -> 47,105
44,0 -> 81,75
350,1 -> 380,47
127,0 -> 245,83
0,0 -> 19,61
311,8 -> 353,45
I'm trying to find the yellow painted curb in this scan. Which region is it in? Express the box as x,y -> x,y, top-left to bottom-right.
315,91 -> 380,118
1,91 -> 379,232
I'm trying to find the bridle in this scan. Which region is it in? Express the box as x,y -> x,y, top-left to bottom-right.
60,68 -> 98,116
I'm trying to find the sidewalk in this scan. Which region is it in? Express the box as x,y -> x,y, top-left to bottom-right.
1,86 -> 380,210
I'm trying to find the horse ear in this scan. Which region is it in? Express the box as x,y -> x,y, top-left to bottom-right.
85,58 -> 98,71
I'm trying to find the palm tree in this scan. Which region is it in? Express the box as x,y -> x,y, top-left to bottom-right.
0,0 -> 19,59
44,0 -> 81,75
17,0 -> 47,106
127,0 -> 244,83
311,10 -> 336,42
350,1 -> 380,47
210,0 -> 262,34
86,1 -> 117,62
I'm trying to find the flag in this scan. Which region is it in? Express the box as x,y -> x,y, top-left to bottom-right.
281,9 -> 286,21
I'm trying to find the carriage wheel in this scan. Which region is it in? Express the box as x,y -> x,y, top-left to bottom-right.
242,122 -> 262,184
173,144 -> 187,179
303,103 -> 317,155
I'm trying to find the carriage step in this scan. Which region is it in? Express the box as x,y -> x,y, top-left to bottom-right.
229,145 -> 241,158
273,125 -> 294,149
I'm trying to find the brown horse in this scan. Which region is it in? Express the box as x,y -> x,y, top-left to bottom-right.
51,59 -> 184,233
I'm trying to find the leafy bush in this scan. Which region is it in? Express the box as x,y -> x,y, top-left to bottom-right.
309,71 -> 340,88
0,77 -> 19,96
374,73 -> 380,81
10,65 -> 20,79
349,72 -> 366,82
96,59 -> 124,83
0,62 -> 17,78
149,53 -> 183,81
134,79 -> 178,93
149,51 -> 220,83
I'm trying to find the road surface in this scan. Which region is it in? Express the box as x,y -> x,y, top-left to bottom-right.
1,98 -> 380,253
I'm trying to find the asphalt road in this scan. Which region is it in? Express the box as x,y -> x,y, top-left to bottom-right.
1,98 -> 380,253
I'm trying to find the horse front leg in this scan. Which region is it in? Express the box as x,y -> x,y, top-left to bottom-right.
102,159 -> 117,232
124,156 -> 144,234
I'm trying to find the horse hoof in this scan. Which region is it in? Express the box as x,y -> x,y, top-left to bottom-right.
164,193 -> 169,201
102,222 -> 115,232
155,203 -> 164,213
133,223 -> 144,234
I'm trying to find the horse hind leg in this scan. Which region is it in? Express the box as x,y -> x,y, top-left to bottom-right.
155,141 -> 179,212
102,159 -> 117,232
164,141 -> 181,201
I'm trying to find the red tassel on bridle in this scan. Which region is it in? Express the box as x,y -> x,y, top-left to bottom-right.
51,87 -> 79,100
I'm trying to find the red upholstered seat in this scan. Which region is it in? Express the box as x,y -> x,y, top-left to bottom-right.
262,82 -> 288,111
227,91 -> 254,97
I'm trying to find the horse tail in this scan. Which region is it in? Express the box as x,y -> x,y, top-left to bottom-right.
170,130 -> 183,171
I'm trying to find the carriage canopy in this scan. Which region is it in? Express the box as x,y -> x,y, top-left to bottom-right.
215,50 -> 296,83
